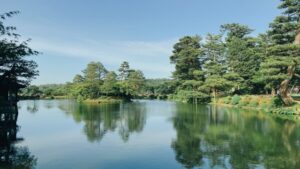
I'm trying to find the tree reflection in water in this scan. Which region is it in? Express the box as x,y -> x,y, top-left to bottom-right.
0,104 -> 37,169
171,104 -> 300,169
59,100 -> 146,143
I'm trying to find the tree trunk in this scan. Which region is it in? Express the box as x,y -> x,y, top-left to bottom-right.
279,65 -> 295,106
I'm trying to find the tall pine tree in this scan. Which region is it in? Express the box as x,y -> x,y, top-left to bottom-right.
170,36 -> 203,81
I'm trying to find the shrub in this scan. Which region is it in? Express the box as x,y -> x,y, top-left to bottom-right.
77,95 -> 85,102
231,95 -> 241,105
270,95 -> 285,108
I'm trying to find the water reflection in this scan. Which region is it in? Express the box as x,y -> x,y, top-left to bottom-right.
171,104 -> 300,169
26,100 -> 40,114
58,101 -> 146,142
16,100 -> 300,169
0,103 -> 37,169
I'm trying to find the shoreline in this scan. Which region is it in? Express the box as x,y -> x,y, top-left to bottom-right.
212,101 -> 300,116
82,98 -> 124,104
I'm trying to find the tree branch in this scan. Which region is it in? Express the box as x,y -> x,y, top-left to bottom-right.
294,73 -> 300,78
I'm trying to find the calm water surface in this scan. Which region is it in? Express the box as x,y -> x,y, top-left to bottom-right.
4,100 -> 300,169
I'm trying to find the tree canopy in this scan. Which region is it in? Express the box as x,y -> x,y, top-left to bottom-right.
0,11 -> 38,87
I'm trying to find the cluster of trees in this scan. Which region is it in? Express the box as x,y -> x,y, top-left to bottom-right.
170,0 -> 300,105
68,61 -> 146,100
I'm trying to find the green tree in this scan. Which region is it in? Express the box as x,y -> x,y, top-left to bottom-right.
221,23 -> 253,42
118,70 -> 145,98
82,61 -> 107,82
202,34 -> 232,101
226,37 -> 262,92
0,11 -> 38,86
170,36 -> 203,81
101,71 -> 118,96
118,61 -> 130,81
221,23 -> 263,93
127,70 -> 145,96
73,74 -> 84,83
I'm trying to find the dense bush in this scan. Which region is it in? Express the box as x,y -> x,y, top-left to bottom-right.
270,95 -> 285,108
231,95 -> 241,105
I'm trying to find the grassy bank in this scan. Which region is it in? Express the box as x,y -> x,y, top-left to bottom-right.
78,96 -> 125,104
82,98 -> 123,104
215,95 -> 300,116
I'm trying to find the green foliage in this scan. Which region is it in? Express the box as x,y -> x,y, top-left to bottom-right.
141,79 -> 176,99
220,23 -> 253,42
0,11 -> 39,86
118,61 -> 130,80
118,70 -> 145,97
256,44 -> 300,91
101,71 -> 118,95
73,74 -> 84,83
170,36 -> 203,81
167,0 -> 300,105
231,95 -> 241,105
270,95 -> 285,108
82,61 -> 107,82
77,94 -> 85,102
67,61 -> 146,101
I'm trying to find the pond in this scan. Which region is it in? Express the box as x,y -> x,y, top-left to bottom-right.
2,99 -> 300,169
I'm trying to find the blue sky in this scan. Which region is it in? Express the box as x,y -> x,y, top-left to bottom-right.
2,0 -> 280,85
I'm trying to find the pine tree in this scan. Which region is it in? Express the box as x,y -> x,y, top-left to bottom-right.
170,36 -> 203,81
118,61 -> 130,81
222,23 -> 261,93
101,71 -> 118,95
202,34 -> 232,101
82,62 -> 107,82
73,74 -> 84,83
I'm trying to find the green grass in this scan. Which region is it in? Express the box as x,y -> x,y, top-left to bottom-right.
216,95 -> 300,116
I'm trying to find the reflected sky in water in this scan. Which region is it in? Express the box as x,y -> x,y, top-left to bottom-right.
15,100 -> 300,169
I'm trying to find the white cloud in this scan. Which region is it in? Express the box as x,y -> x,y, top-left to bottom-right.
30,37 -> 176,78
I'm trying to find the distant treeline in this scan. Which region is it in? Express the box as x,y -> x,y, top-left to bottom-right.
20,62 -> 174,101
